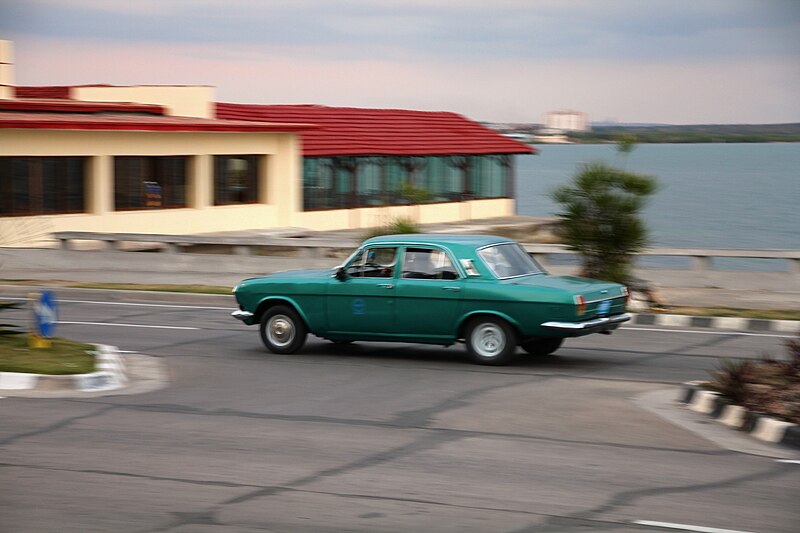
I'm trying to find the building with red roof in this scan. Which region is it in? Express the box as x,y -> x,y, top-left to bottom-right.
1,40 -> 534,241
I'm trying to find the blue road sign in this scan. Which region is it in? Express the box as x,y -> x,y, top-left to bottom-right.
34,290 -> 58,338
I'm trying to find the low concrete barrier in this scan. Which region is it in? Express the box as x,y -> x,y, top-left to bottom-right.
53,231 -> 800,277
54,231 -> 355,258
521,243 -> 800,276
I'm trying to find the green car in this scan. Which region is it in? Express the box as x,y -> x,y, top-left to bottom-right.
232,234 -> 630,365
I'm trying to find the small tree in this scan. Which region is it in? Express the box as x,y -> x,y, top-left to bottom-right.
551,162 -> 657,283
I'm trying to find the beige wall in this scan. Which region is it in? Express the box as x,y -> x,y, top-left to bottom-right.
1,128 -> 515,244
0,128 -> 301,236
73,85 -> 215,118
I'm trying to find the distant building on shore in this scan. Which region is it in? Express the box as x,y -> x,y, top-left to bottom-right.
545,110 -> 590,132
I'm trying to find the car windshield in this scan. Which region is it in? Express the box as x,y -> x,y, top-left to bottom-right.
478,243 -> 544,278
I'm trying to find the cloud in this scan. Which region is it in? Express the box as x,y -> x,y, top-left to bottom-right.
2,0 -> 799,123
11,36 -> 799,124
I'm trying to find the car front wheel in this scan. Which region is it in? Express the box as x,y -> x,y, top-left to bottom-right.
260,305 -> 307,354
465,317 -> 517,366
521,337 -> 563,356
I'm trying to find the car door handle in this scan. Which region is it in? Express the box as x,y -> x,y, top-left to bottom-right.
377,283 -> 394,289
442,286 -> 461,292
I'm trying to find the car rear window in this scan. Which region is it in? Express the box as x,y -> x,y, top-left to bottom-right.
478,243 -> 544,278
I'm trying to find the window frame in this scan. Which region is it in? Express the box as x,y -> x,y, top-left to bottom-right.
0,156 -> 86,217
213,155 -> 260,206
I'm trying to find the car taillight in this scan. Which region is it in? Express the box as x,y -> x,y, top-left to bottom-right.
622,287 -> 630,303
575,295 -> 586,316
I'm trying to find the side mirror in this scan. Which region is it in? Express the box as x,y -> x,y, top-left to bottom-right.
335,267 -> 348,281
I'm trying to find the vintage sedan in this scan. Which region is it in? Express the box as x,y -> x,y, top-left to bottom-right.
232,234 -> 630,365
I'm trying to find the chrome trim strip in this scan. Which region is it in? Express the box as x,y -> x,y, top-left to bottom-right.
231,310 -> 254,321
583,295 -> 625,304
541,313 -> 631,331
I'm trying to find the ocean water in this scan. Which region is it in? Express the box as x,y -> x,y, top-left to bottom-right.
515,143 -> 800,250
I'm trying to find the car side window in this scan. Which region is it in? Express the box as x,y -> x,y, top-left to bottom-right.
402,247 -> 459,280
347,246 -> 397,278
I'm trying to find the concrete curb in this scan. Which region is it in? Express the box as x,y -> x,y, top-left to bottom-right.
630,313 -> 800,334
0,344 -> 127,393
680,382 -> 800,450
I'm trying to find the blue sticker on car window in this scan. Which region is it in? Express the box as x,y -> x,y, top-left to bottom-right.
352,298 -> 366,315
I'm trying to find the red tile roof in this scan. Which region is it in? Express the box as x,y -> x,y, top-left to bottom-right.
216,103 -> 535,157
0,111 -> 315,133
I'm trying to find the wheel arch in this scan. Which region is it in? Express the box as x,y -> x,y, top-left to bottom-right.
456,310 -> 522,342
254,297 -> 311,330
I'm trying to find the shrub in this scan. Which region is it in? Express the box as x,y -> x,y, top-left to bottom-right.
362,217 -> 420,240
551,162 -> 657,283
706,335 -> 800,423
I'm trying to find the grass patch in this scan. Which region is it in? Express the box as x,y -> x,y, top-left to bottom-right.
0,280 -> 232,295
0,335 -> 96,375
71,282 -> 233,295
653,306 -> 800,321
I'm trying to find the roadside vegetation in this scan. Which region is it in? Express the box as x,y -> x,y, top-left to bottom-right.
707,336 -> 800,424
550,138 -> 657,284
362,217 -> 420,240
0,301 -> 95,375
566,123 -> 800,144
0,335 -> 95,374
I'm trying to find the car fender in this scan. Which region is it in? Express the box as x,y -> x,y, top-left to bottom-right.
255,296 -> 313,331
456,310 -> 522,339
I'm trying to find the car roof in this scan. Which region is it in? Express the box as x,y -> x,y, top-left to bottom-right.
362,234 -> 514,249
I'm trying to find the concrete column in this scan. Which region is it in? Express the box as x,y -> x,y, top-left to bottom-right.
88,155 -> 113,214
259,154 -> 270,205
789,258 -> 800,276
692,255 -> 712,271
267,133 -> 303,226
191,155 -> 212,208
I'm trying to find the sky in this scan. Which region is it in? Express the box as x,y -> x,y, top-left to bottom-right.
1,0 -> 799,125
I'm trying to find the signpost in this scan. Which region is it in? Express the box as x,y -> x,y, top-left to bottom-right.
30,290 -> 57,348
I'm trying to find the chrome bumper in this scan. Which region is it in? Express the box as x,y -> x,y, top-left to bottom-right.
231,309 -> 254,322
541,313 -> 632,332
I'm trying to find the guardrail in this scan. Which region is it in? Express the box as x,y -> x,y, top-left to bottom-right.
53,231 -> 355,258
53,231 -> 800,275
519,244 -> 800,275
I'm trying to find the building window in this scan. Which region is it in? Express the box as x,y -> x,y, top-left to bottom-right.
301,155 -> 513,211
0,157 -> 86,216
114,156 -> 187,210
214,155 -> 259,205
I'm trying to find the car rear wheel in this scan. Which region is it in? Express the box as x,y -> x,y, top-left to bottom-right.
521,337 -> 563,356
465,317 -> 517,366
260,305 -> 307,354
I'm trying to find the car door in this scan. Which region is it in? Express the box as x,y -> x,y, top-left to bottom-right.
326,245 -> 398,336
394,246 -> 464,340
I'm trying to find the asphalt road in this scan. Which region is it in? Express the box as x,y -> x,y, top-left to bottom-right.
1,292 -> 798,532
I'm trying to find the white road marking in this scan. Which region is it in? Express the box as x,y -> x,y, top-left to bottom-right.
633,520 -> 755,533
622,326 -> 791,338
776,459 -> 800,464
58,321 -> 199,330
1,297 -> 231,310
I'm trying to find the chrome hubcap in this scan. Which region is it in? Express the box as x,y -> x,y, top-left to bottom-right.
268,315 -> 295,347
472,323 -> 506,358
